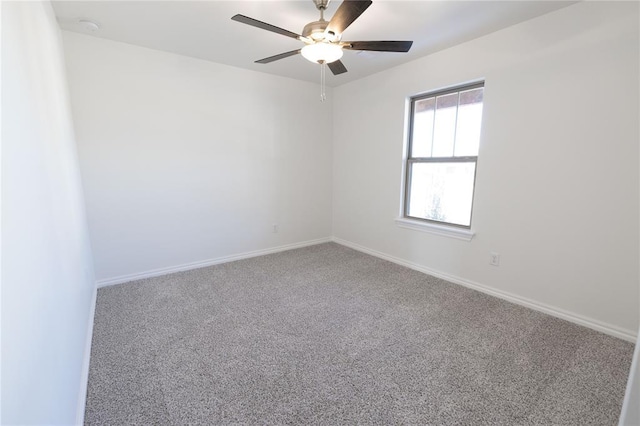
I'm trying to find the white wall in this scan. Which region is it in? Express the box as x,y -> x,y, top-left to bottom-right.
333,1 -> 639,337
62,33 -> 333,283
1,2 -> 96,424
620,336 -> 639,424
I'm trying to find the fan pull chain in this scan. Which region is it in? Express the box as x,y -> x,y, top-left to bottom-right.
320,61 -> 326,102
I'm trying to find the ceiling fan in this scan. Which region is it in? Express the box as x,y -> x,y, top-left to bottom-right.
231,0 -> 413,76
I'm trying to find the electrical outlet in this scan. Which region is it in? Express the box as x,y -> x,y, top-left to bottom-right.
490,252 -> 500,266
273,224 -> 279,233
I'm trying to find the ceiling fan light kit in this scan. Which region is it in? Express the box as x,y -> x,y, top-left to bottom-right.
231,0 -> 413,99
301,43 -> 343,64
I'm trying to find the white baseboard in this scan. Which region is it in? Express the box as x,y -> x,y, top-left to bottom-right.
96,237 -> 332,288
76,283 -> 97,425
93,235 -> 637,342
331,237 -> 638,343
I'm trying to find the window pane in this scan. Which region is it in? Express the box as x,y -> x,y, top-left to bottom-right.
411,97 -> 435,157
454,88 -> 483,157
432,93 -> 458,157
407,162 -> 476,227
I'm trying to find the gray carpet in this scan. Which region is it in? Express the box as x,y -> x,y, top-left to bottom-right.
85,243 -> 634,425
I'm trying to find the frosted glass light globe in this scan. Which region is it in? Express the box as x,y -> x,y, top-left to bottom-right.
301,42 -> 343,64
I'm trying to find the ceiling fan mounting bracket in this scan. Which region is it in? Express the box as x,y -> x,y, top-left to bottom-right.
312,0 -> 330,11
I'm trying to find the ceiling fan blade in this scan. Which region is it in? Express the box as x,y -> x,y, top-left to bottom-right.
255,50 -> 301,64
343,40 -> 413,52
326,0 -> 372,36
231,14 -> 301,40
328,60 -> 348,75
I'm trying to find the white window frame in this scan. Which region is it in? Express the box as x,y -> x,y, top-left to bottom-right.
397,82 -> 484,241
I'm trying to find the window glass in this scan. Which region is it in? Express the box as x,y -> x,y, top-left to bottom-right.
408,162 -> 476,227
454,88 -> 483,157
411,97 -> 435,157
432,93 -> 458,157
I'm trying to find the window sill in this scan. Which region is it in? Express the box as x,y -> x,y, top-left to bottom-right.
394,217 -> 475,241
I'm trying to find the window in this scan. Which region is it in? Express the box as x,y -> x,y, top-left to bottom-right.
403,82 -> 484,230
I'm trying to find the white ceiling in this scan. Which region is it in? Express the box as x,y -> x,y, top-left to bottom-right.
53,0 -> 576,86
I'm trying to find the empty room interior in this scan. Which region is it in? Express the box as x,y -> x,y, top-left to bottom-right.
3,0 -> 640,424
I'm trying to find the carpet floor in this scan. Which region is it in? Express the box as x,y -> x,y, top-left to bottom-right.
85,243 -> 634,425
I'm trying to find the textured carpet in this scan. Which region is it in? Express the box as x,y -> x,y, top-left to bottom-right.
85,243 -> 633,425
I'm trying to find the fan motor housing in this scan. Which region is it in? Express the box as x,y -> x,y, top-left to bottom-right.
302,20 -> 339,42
